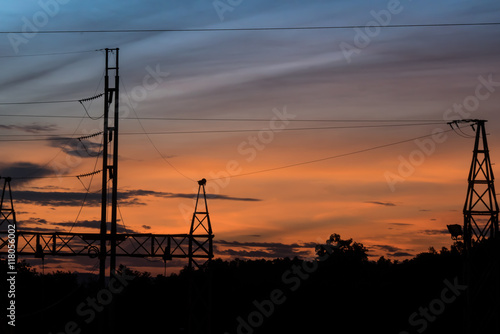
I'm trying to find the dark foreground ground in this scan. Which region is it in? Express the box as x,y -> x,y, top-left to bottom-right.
1,235 -> 498,334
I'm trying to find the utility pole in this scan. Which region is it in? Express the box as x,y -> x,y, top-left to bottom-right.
100,48 -> 120,287
110,48 -> 120,280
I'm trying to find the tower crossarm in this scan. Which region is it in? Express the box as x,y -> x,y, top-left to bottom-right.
0,231 -> 213,261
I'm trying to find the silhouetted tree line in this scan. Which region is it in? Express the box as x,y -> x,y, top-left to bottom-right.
1,234 -> 498,334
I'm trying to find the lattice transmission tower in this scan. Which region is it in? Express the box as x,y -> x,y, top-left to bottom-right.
449,119 -> 499,334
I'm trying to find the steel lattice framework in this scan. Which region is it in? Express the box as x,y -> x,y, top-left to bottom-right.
449,119 -> 500,334
2,232 -> 212,260
0,178 -> 214,266
460,119 -> 499,250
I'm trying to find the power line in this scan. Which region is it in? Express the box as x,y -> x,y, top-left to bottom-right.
0,22 -> 499,34
66,145 -> 102,235
117,117 -> 445,123
6,76 -> 106,180
0,113 -> 444,123
119,77 -> 196,183
8,125 -> 469,180
208,126 -> 465,181
0,93 -> 104,105
79,93 -> 104,120
12,174 -> 76,180
120,122 -> 444,134
0,99 -> 81,105
0,49 -> 100,58
0,114 -> 81,118
0,122 -> 445,142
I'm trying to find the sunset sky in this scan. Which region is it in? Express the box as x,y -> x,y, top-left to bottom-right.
1,0 -> 500,274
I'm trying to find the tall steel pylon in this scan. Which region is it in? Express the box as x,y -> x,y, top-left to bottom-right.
188,178 -> 213,334
189,178 -> 214,269
0,177 -> 16,229
450,119 -> 499,333
0,177 -> 16,267
0,178 -> 16,334
100,48 -> 120,287
459,119 -> 499,250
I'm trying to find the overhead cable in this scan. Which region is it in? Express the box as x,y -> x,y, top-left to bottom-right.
0,22 -> 499,35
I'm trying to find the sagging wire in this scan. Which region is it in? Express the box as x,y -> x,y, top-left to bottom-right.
0,92 -> 104,106
79,93 -> 104,120
116,204 -> 140,250
448,121 -> 475,138
120,76 -> 196,183
76,170 -> 102,191
8,73 -> 105,182
49,145 -> 104,268
1,22 -> 500,35
67,135 -> 104,235
207,127 -> 464,181
77,131 -> 104,157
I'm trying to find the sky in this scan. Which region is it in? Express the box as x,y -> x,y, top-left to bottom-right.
1,0 -> 500,275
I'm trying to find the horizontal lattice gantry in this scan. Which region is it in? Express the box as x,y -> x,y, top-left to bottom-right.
0,232 -> 213,260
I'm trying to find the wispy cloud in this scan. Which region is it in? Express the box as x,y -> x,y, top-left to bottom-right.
216,240 -> 316,248
419,229 -> 449,236
387,223 -> 413,230
388,223 -> 413,226
365,201 -> 396,207
13,188 -> 262,207
17,217 -> 47,226
371,244 -> 401,253
46,137 -> 102,158
391,252 -> 413,257
0,162 -> 57,183
55,220 -> 137,233
18,217 -> 138,233
215,240 -> 316,259
0,123 -> 58,133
